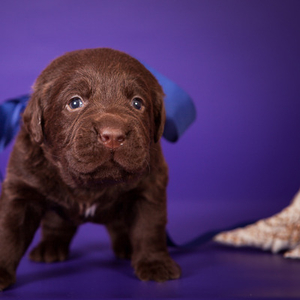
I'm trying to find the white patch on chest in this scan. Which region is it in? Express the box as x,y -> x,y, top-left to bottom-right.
84,204 -> 98,218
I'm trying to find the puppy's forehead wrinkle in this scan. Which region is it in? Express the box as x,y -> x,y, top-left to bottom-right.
124,76 -> 150,94
72,66 -> 150,103
44,64 -> 152,112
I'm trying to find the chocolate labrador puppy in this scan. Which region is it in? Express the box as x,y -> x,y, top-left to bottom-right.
0,48 -> 181,290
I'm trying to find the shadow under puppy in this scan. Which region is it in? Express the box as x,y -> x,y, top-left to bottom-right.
0,48 -> 181,290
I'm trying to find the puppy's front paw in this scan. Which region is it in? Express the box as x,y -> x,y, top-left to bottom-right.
0,268 -> 16,291
134,257 -> 181,282
29,240 -> 69,263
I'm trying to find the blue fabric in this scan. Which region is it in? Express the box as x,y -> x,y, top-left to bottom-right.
0,95 -> 29,153
0,65 -> 196,154
166,220 -> 255,248
144,63 -> 196,142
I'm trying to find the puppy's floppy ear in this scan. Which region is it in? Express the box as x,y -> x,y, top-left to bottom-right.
22,87 -> 44,144
153,85 -> 166,143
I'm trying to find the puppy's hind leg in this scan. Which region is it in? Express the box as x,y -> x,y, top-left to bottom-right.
29,210 -> 77,263
106,220 -> 132,260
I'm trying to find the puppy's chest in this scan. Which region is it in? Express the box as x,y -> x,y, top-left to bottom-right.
57,203 -> 105,225
78,202 -> 98,219
64,190 -> 130,224
71,198 -> 115,224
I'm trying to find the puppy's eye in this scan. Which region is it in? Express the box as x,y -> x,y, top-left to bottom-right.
131,98 -> 144,111
68,96 -> 84,110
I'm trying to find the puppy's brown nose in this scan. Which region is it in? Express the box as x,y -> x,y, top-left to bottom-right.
99,128 -> 125,149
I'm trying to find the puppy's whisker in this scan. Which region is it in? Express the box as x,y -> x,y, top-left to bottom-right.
145,159 -> 151,175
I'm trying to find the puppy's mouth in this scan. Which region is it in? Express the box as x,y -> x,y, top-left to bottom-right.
64,146 -> 148,187
70,147 -> 146,172
80,161 -> 142,184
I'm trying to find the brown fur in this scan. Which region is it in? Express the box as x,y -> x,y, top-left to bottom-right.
0,48 -> 181,290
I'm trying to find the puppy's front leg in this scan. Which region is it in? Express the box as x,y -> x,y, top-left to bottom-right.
0,184 -> 44,290
131,191 -> 181,282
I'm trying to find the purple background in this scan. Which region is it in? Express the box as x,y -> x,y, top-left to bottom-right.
1,0 -> 300,298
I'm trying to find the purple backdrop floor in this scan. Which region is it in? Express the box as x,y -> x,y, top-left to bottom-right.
1,198 -> 299,299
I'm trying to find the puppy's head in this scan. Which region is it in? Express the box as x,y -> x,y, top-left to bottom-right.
23,48 -> 165,188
